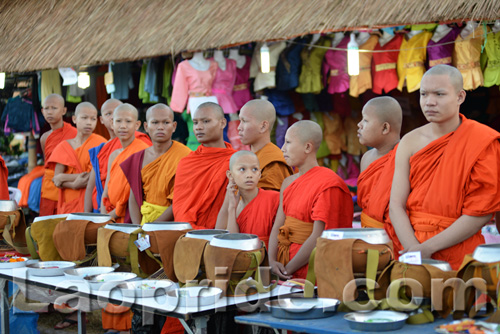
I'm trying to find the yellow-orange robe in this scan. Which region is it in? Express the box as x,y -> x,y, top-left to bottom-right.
255,142 -> 293,191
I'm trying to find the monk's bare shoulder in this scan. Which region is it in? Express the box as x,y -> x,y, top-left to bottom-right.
399,124 -> 433,157
280,173 -> 299,192
108,149 -> 122,165
142,147 -> 156,167
40,130 -> 52,155
360,149 -> 377,172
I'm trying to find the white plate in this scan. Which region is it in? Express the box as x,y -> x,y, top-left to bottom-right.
166,286 -> 222,308
64,267 -> 115,280
141,222 -> 192,231
33,214 -> 68,223
84,272 -> 137,290
27,261 -> 76,276
117,280 -> 175,298
66,213 -> 111,224
0,257 -> 28,269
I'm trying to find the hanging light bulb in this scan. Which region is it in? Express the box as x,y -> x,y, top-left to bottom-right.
347,33 -> 360,76
0,73 -> 5,89
260,43 -> 270,73
77,72 -> 90,89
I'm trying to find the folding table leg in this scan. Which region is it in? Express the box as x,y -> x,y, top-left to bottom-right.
0,279 -> 8,334
194,315 -> 209,334
77,309 -> 86,334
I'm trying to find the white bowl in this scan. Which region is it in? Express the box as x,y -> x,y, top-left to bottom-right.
117,280 -> 175,298
84,272 -> 137,290
210,233 -> 261,251
166,286 -> 223,308
0,200 -> 18,211
104,223 -> 141,234
472,243 -> 500,263
142,222 -> 192,231
27,261 -> 76,276
185,229 -> 229,241
321,228 -> 390,244
33,214 -> 68,223
66,213 -> 112,224
64,266 -> 116,280
0,257 -> 28,269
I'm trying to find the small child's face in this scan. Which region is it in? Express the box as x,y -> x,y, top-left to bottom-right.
100,105 -> 115,132
73,107 -> 98,136
228,155 -> 261,191
42,97 -> 66,125
113,110 -> 139,141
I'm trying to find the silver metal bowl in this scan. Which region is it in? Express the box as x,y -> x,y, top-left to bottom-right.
64,266 -> 116,280
0,200 -> 18,211
421,259 -> 452,271
185,229 -> 229,241
104,223 -> 141,234
344,310 -> 408,332
209,233 -> 261,251
27,261 -> 76,276
265,298 -> 340,319
33,214 -> 69,223
141,222 -> 192,231
472,243 -> 500,263
322,228 -> 390,244
66,213 -> 112,223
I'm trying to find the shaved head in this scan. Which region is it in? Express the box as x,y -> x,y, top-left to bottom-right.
229,150 -> 259,170
44,94 -> 64,107
364,97 -> 402,135
195,102 -> 224,119
289,120 -> 323,150
241,99 -> 276,129
422,65 -> 463,93
114,103 -> 138,120
75,102 -> 97,116
101,99 -> 122,115
146,103 -> 174,121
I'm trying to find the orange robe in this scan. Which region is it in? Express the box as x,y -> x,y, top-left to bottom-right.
0,156 -> 8,200
40,122 -> 77,216
396,114 -> 500,270
280,167 -> 353,279
255,142 -> 293,191
18,166 -> 45,207
48,134 -> 106,214
237,189 -> 279,249
357,146 -> 403,255
103,138 -> 150,223
173,143 -> 236,229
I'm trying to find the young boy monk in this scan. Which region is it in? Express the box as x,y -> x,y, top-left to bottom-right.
215,151 -> 280,248
101,104 -> 150,223
390,65 -> 500,270
49,102 -> 106,213
356,96 -> 403,253
155,102 -> 236,229
121,104 -> 191,225
238,99 -> 293,191
40,94 -> 77,216
84,99 -> 151,213
269,120 -> 353,280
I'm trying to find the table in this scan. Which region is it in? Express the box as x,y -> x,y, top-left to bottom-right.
235,312 -> 450,334
0,267 -> 294,334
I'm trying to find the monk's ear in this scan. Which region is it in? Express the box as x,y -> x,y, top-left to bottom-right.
99,116 -> 104,125
382,122 -> 391,135
135,120 -> 141,131
260,120 -> 269,133
72,114 -> 77,125
221,117 -> 227,130
304,141 -> 314,154
457,90 -> 466,105
62,107 -> 67,116
226,170 -> 233,180
143,121 -> 149,132
172,121 -> 177,133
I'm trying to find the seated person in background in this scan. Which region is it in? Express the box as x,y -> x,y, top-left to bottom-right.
216,150 -> 279,248
269,120 -> 353,280
121,104 -> 191,225
101,104 -> 149,223
390,65 -> 500,270
50,102 -> 106,213
238,99 -> 293,191
356,96 -> 403,254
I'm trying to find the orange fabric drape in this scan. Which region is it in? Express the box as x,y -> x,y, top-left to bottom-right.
255,142 -> 293,191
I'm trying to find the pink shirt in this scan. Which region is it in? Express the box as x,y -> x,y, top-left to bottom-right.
211,58 -> 238,114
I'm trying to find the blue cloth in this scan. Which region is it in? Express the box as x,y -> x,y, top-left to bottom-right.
1,96 -> 36,133
144,60 -> 159,103
89,143 -> 105,211
266,89 -> 295,116
27,176 -> 42,213
111,62 -> 132,100
276,39 -> 305,91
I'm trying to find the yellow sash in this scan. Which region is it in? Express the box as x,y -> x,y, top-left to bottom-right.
140,201 -> 168,225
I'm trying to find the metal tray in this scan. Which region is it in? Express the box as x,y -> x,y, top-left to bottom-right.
322,228 -> 390,244
84,272 -> 137,290
27,261 -> 76,276
265,298 -> 340,320
166,286 -> 222,308
104,223 -> 141,234
0,257 -> 28,269
142,222 -> 192,231
344,310 -> 408,332
185,229 -> 229,241
117,280 -> 175,298
66,213 -> 112,223
210,233 -> 261,251
472,243 -> 500,263
64,266 -> 116,280
0,200 -> 18,211
33,214 -> 69,223
421,259 -> 452,271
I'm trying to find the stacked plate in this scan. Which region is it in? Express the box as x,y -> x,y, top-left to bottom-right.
27,261 -> 76,276
64,266 -> 116,280
84,272 -> 137,290
265,298 -> 340,319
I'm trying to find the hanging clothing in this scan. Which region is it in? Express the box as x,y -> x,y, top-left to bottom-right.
296,38 -> 330,94
144,59 -> 159,103
323,36 -> 350,94
170,60 -> 218,113
211,58 -> 238,114
427,28 -> 460,68
311,112 -> 331,158
482,30 -> 500,87
397,31 -> 432,92
250,41 -> 287,92
41,70 -> 62,102
453,27 -> 485,91
350,35 -> 379,98
372,34 -> 403,95
138,61 -> 150,103
111,62 -> 133,100
232,56 -> 252,110
276,40 -> 305,91
1,96 -> 37,134
162,58 -> 174,104
266,89 -> 295,116
344,116 -> 367,156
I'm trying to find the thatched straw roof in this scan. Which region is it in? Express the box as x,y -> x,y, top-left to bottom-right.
0,0 -> 498,72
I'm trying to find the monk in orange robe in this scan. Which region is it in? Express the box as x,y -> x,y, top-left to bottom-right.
390,65 -> 500,270
356,96 -> 403,254
269,121 -> 353,280
0,155 -> 9,200
156,102 -> 236,229
18,166 -> 45,207
84,99 -> 151,213
39,94 -> 77,216
238,99 -> 293,191
216,151 -> 279,249
121,104 -> 191,225
101,104 -> 149,223
49,102 -> 106,214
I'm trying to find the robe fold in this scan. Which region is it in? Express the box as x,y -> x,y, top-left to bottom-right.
357,146 -> 403,255
392,114 -> 500,270
173,143 -> 236,229
279,166 -> 353,278
48,134 -> 106,214
0,156 -> 9,200
103,138 -> 150,223
237,189 -> 279,248
40,122 -> 77,216
120,141 -> 191,224
255,142 -> 293,191
18,166 -> 45,207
